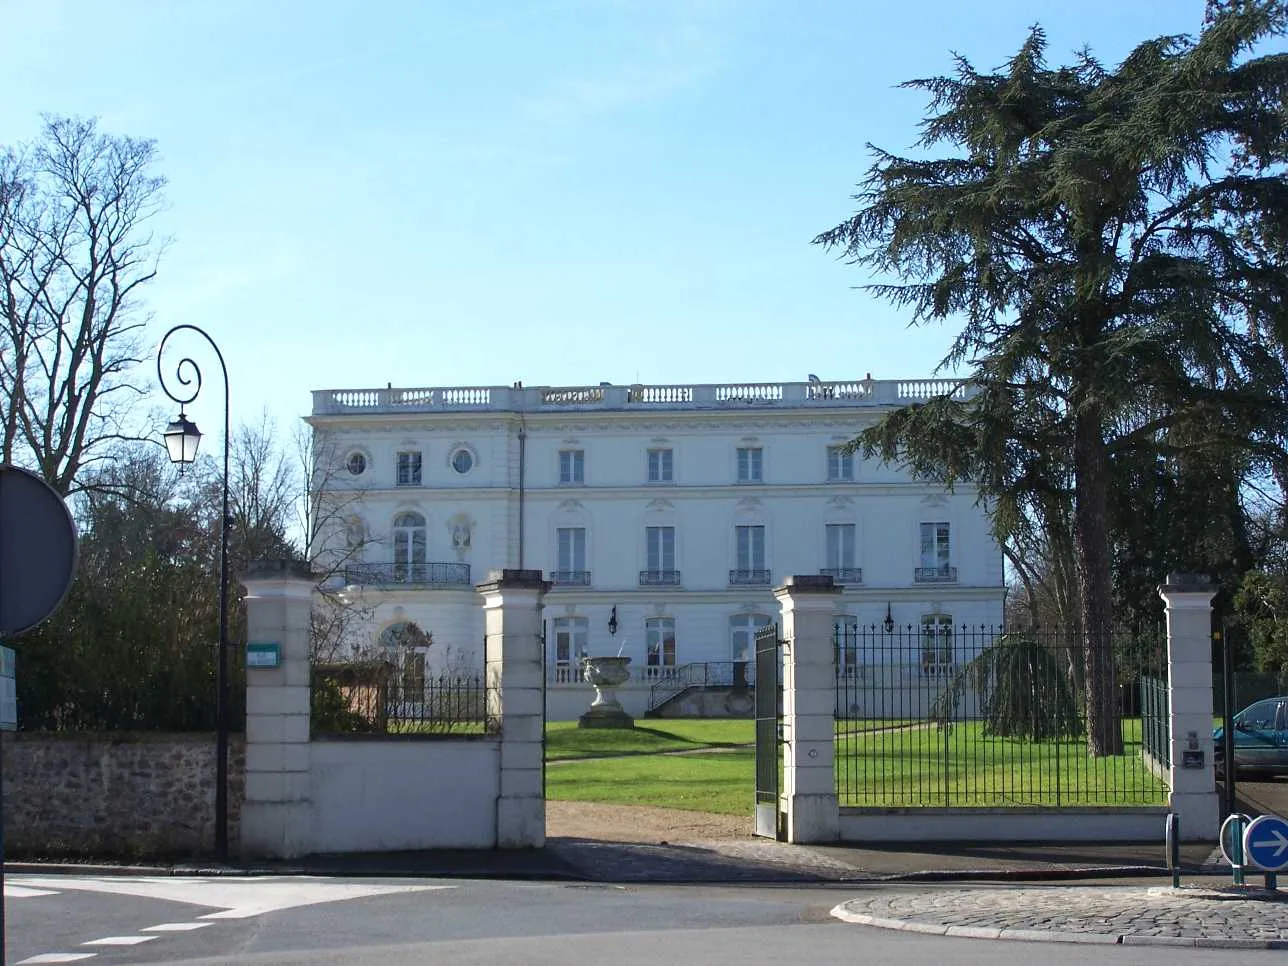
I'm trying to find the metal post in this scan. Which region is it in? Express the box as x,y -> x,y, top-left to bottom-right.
157,325 -> 231,863
1221,622 -> 1236,820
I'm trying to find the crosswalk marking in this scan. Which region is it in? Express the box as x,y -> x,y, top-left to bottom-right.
142,922 -> 214,932
7,885 -> 59,898
15,954 -> 97,964
82,936 -> 156,946
11,875 -> 453,919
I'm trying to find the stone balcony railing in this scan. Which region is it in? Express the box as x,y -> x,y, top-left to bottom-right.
311,378 -> 971,416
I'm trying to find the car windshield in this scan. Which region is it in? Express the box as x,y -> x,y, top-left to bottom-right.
1238,700 -> 1280,731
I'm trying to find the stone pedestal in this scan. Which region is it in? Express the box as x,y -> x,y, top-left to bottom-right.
578,656 -> 634,729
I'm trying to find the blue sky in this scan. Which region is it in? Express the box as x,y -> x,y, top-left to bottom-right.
4,1 -> 1208,436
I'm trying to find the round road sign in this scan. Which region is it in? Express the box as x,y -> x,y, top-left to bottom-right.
1243,814 -> 1288,872
0,464 -> 78,636
1219,813 -> 1251,868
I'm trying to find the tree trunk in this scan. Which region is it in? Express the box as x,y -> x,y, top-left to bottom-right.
1073,407 -> 1123,756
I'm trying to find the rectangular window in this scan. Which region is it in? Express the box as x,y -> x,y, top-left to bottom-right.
556,527 -> 586,573
646,526 -> 675,572
921,615 -> 953,675
735,524 -> 765,571
920,521 -> 951,569
559,449 -> 585,484
827,445 -> 854,481
552,616 -> 589,683
834,617 -> 860,674
736,446 -> 763,483
647,448 -> 673,483
396,450 -> 422,486
645,617 -> 677,679
826,524 -> 856,571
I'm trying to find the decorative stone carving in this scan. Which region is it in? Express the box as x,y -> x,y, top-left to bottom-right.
446,512 -> 474,556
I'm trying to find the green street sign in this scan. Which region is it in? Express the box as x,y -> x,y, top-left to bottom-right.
246,642 -> 281,669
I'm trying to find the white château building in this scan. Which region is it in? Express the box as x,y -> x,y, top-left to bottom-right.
307,377 -> 1005,719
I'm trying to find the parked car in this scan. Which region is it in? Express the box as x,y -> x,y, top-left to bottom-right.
1213,696 -> 1288,777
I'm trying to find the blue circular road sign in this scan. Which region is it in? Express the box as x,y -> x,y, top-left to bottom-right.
1243,814 -> 1288,872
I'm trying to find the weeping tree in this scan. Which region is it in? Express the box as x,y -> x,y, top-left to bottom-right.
931,634 -> 1081,741
815,2 -> 1288,756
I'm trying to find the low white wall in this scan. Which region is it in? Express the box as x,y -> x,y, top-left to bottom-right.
839,807 -> 1170,842
311,739 -> 500,851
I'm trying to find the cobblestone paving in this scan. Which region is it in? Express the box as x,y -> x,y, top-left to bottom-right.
549,838 -> 857,882
834,885 -> 1288,947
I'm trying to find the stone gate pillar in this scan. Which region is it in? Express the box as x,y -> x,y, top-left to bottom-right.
240,560 -> 315,859
775,575 -> 841,843
478,568 -> 549,848
1159,573 -> 1219,841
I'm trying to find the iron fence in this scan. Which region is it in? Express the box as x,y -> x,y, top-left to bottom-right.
342,561 -> 471,587
1140,675 -> 1169,768
833,624 -> 1169,807
312,661 -> 498,736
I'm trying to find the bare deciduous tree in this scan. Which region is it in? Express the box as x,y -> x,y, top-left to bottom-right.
0,115 -> 166,495
293,422 -> 384,663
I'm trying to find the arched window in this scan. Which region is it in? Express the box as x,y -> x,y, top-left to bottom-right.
392,511 -> 427,581
378,621 -> 431,694
729,613 -> 772,663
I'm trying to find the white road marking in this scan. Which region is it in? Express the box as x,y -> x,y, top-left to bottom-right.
82,936 -> 157,946
11,875 -> 454,920
142,922 -> 214,932
15,955 -> 97,964
6,885 -> 59,898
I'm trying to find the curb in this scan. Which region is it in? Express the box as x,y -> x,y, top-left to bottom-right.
6,859 -> 1226,885
829,902 -> 1288,949
851,862 -> 1228,883
5,860 -> 584,881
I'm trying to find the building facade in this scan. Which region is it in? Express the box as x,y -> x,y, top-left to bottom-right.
307,378 -> 1005,719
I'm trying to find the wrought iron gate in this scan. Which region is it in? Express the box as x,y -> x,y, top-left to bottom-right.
754,623 -> 783,840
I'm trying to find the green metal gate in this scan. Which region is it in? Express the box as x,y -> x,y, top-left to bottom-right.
754,623 -> 783,840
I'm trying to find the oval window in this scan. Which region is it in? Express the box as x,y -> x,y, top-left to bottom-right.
451,448 -> 474,474
346,452 -> 367,476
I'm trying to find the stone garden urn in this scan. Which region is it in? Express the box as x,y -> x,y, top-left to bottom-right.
578,655 -> 635,729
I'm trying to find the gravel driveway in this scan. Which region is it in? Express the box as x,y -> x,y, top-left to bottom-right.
546,801 -> 753,843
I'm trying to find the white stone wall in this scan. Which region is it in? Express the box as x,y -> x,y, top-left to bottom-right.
310,739 -> 500,850
308,380 -> 1006,718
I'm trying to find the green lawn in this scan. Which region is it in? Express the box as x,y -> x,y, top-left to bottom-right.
836,720 -> 1168,807
546,750 -> 756,815
544,717 -> 1169,813
544,720 -> 752,760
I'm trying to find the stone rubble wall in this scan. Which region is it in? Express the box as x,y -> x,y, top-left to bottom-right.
1,732 -> 245,858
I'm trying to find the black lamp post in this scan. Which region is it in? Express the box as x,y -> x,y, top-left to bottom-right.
608,606 -> 618,636
157,325 -> 231,863
883,603 -> 896,634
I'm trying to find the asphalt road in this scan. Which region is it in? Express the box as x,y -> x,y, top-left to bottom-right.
7,875 -> 1285,966
1223,773 -> 1288,821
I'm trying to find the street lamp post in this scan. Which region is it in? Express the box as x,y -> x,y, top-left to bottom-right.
156,325 -> 231,862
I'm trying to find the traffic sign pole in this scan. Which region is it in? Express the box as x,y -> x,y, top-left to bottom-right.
1165,813 -> 1181,888
1219,812 -> 1250,886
